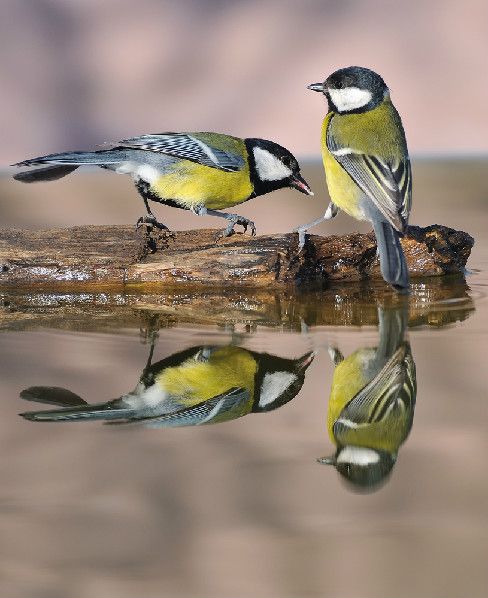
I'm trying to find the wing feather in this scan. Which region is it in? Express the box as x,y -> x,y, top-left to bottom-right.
327,124 -> 411,231
118,133 -> 245,172
334,345 -> 409,432
107,387 -> 250,428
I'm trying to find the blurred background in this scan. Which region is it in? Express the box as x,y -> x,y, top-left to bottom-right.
1,0 -> 487,164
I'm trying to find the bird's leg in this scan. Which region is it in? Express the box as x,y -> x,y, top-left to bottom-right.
294,202 -> 339,250
193,206 -> 256,238
139,316 -> 160,384
136,196 -> 171,231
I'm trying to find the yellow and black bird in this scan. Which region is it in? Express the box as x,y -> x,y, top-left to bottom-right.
318,306 -> 416,491
19,343 -> 314,427
12,132 -> 312,237
297,66 -> 412,291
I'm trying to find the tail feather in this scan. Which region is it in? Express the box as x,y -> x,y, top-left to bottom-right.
19,399 -> 132,422
12,149 -> 128,183
20,386 -> 88,407
373,220 -> 409,292
13,164 -> 79,183
13,150 -> 126,167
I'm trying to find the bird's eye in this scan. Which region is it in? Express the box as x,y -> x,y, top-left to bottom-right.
335,81 -> 343,89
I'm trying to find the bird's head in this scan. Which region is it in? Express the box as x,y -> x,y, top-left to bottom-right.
246,138 -> 313,198
254,350 -> 315,413
308,66 -> 389,114
318,445 -> 396,493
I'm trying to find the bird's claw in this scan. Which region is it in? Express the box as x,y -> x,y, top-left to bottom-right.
136,215 -> 171,232
218,216 -> 256,239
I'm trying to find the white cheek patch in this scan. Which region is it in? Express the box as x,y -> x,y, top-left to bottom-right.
329,87 -> 373,112
337,446 -> 380,466
259,371 -> 297,407
253,147 -> 292,181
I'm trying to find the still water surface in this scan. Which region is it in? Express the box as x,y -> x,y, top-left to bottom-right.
0,160 -> 487,597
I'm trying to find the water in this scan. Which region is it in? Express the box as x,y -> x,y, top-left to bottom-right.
1,160 -> 488,597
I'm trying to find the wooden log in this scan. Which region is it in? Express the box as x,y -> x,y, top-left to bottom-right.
0,224 -> 474,289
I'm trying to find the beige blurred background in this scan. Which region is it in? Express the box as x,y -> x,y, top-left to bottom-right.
1,0 -> 488,166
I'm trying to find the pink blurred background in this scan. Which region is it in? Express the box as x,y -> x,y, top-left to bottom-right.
2,0 -> 488,166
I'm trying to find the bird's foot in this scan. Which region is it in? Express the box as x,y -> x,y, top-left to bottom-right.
136,214 -> 171,232
218,215 -> 256,239
293,226 -> 309,251
293,204 -> 339,251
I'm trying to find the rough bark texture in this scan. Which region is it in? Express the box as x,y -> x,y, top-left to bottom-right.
0,224 -> 474,289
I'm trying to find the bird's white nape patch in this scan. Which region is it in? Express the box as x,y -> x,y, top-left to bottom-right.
259,371 -> 297,407
253,147 -> 292,181
337,446 -> 380,466
329,87 -> 373,112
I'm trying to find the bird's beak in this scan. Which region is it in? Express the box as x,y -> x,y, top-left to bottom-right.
291,174 -> 313,196
297,351 -> 316,370
307,82 -> 326,93
317,455 -> 336,465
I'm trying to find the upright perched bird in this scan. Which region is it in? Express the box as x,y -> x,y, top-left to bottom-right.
318,306 -> 416,491
19,343 -> 314,426
13,132 -> 312,237
297,66 -> 412,291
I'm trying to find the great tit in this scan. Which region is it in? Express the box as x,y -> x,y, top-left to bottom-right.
12,132 -> 312,238
19,343 -> 314,426
297,66 -> 412,291
318,306 -> 416,492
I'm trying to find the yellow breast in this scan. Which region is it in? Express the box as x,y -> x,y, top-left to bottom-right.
151,160 -> 253,210
327,349 -> 372,444
155,346 -> 258,410
321,113 -> 364,220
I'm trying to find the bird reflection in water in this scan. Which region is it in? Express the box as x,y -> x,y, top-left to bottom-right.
318,305 -> 416,492
19,337 -> 315,427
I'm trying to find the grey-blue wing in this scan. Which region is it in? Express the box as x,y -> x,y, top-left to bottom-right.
109,387 -> 251,428
118,133 -> 245,172
327,127 -> 411,231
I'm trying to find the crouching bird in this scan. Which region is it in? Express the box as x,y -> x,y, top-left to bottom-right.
19,343 -> 315,427
296,66 -> 412,292
318,306 -> 416,492
12,132 -> 312,238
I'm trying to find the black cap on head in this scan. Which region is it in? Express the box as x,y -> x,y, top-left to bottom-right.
326,66 -> 387,94
308,66 -> 388,114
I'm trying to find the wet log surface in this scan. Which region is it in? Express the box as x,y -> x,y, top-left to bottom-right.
0,224 -> 474,289
0,275 -> 475,332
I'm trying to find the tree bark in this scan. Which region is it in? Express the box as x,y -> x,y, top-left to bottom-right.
0,224 -> 474,289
